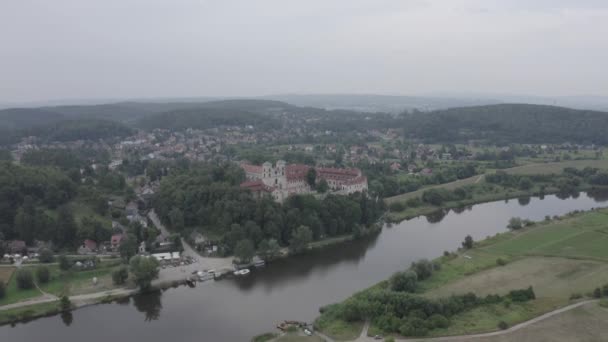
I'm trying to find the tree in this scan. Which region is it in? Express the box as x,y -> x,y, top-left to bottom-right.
411,259 -> 434,280
16,268 -> 34,289
119,235 -> 138,262
289,225 -> 312,254
60,295 -> 72,312
112,266 -> 129,285
306,168 -> 317,188
59,254 -> 71,270
390,270 -> 418,292
168,207 -> 185,231
129,255 -> 160,290
317,179 -> 329,193
507,217 -> 523,230
38,248 -> 54,263
0,281 -> 5,299
234,239 -> 255,263
462,235 -> 474,249
36,266 -> 50,284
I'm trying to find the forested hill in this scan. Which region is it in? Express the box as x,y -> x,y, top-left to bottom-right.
23,119 -> 135,142
136,107 -> 283,130
402,104 -> 608,144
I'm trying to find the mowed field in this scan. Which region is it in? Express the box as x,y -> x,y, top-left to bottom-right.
415,209 -> 608,336
425,209 -> 608,299
444,302 -> 608,342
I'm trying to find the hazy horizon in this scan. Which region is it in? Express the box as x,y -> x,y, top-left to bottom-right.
2,0 -> 608,103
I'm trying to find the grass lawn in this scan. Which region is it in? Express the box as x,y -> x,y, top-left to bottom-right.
314,319 -> 364,341
252,332 -> 279,342
38,263 -> 123,297
426,257 -> 608,300
0,301 -> 61,326
275,334 -> 324,342
0,269 -> 43,306
483,210 -> 608,260
385,174 -> 483,204
0,267 -> 15,284
440,301 -> 608,342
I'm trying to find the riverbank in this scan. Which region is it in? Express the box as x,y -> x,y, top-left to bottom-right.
385,159 -> 608,222
315,207 -> 608,340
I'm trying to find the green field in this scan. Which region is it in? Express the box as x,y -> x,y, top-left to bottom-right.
505,159 -> 608,175
440,301 -> 608,342
385,174 -> 483,204
317,208 -> 608,340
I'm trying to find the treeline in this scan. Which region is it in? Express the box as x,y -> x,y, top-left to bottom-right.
21,148 -> 110,171
152,162 -> 384,256
0,162 -> 77,246
402,104 -> 608,145
23,119 -> 134,142
317,283 -> 535,337
136,107 -> 282,131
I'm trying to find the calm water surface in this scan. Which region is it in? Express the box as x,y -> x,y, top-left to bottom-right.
2,192 -> 607,342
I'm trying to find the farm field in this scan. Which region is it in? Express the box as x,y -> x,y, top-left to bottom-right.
0,267 -> 15,285
385,174 -> 482,204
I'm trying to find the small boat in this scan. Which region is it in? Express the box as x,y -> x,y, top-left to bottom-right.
233,269 -> 250,276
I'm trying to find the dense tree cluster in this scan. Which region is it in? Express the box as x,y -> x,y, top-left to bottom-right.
153,162 -> 384,256
402,104 -> 608,145
24,119 -> 134,143
317,284 -> 535,337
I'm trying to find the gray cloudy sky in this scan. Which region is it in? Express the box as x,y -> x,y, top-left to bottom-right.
1,0 -> 607,103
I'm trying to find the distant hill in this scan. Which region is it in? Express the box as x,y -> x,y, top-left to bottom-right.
136,105 -> 284,131
403,103 -> 608,144
0,108 -> 67,130
24,119 -> 135,142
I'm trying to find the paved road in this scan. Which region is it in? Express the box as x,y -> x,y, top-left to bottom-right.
353,299 -> 599,341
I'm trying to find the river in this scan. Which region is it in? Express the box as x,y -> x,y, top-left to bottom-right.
1,192 -> 607,341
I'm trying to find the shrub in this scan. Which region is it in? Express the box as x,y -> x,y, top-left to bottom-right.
508,286 -> 535,302
462,235 -> 474,249
16,268 -> 34,289
36,266 -> 50,284
399,318 -> 428,337
593,287 -> 602,298
496,258 -> 506,266
59,254 -> 71,271
38,248 -> 54,263
389,270 -> 418,292
570,293 -> 583,300
0,281 -> 5,299
498,321 -> 508,330
411,259 -> 435,280
385,338 -> 395,342
112,266 -> 129,285
603,284 -> 608,297
507,217 -> 523,230
389,202 -> 405,212
428,314 -> 449,329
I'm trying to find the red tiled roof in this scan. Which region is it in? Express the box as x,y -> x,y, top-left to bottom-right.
83,239 -> 97,249
240,163 -> 262,174
240,180 -> 273,192
111,234 -> 124,245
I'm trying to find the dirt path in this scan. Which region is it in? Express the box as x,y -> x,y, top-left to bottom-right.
353,300 -> 598,341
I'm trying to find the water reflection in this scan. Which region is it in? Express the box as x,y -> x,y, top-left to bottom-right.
233,232 -> 381,292
2,193 -> 608,342
587,189 -> 608,202
60,312 -> 73,326
425,209 -> 448,223
517,197 -> 531,206
132,291 -> 163,321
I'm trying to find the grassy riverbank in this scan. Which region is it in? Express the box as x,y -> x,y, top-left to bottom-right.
385,159 -> 608,222
315,208 -> 608,340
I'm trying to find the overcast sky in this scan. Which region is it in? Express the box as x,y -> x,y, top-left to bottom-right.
1,0 -> 607,103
